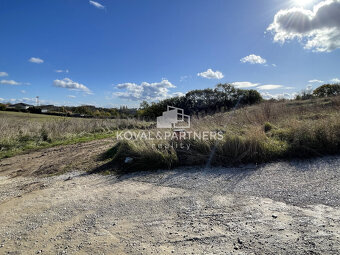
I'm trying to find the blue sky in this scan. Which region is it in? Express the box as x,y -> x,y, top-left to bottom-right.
1,0 -> 339,107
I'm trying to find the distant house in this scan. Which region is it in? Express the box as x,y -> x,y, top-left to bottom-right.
41,109 -> 48,113
8,103 -> 32,111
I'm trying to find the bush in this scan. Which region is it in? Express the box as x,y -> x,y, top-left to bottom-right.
313,84 -> 340,98
0,103 -> 6,111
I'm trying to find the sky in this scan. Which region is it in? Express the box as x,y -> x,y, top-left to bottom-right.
0,0 -> 340,108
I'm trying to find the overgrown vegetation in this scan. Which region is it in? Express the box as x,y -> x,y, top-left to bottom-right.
137,84 -> 263,119
106,96 -> 340,173
0,111 -> 152,159
296,83 -> 340,100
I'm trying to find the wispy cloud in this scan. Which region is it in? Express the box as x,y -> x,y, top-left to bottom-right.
261,91 -> 297,100
172,92 -> 185,97
29,57 -> 44,64
67,95 -> 76,98
240,54 -> 267,65
0,79 -> 21,85
89,0 -> 105,9
55,69 -> 69,73
197,69 -> 224,80
180,75 -> 190,82
232,81 -> 289,90
232,81 -> 259,88
114,79 -> 178,101
257,84 -> 283,90
309,79 -> 324,83
53,78 -> 92,94
20,90 -> 26,94
0,72 -> 8,77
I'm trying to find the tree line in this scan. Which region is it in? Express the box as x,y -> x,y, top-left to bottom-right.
296,84 -> 340,100
137,83 -> 263,119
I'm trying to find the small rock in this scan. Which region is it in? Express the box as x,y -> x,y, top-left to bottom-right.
125,157 -> 133,164
272,214 -> 278,219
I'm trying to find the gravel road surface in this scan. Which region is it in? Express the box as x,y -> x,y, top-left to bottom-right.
0,150 -> 339,254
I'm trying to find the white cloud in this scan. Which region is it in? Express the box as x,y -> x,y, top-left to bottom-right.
309,79 -> 324,83
55,69 -> 69,73
197,69 -> 224,79
114,79 -> 178,101
0,72 -> 8,77
272,64 -> 277,67
232,81 -> 290,90
20,90 -> 26,94
53,78 -> 92,94
330,78 -> 340,83
261,92 -> 297,100
231,81 -> 260,88
29,57 -> 44,64
240,54 -> 267,64
67,95 -> 76,98
172,92 -> 185,97
267,0 -> 340,52
89,0 -> 105,9
257,84 -> 283,90
0,79 -> 21,85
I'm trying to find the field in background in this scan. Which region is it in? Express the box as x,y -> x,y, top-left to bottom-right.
0,111 -> 152,159
108,96 -> 340,172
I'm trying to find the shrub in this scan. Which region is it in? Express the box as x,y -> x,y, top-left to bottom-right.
313,84 -> 340,98
0,103 -> 6,111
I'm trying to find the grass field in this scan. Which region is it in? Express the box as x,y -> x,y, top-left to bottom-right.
0,111 -> 152,159
0,111 -> 61,119
2,96 -> 340,171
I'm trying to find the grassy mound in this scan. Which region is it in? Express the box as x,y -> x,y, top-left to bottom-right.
105,96 -> 340,173
103,140 -> 178,173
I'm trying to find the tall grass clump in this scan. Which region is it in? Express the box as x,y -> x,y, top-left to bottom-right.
103,140 -> 178,173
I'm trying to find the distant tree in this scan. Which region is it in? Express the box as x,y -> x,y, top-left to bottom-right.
313,84 -> 340,98
74,106 -> 93,115
295,88 -> 314,100
138,84 -> 263,119
28,107 -> 42,114
0,103 -> 6,111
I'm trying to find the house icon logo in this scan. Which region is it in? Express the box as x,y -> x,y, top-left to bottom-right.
157,106 -> 191,129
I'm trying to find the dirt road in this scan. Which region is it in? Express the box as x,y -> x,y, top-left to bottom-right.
0,142 -> 339,254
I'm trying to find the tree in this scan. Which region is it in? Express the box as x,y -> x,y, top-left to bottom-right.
0,103 -> 6,111
313,84 -> 340,98
139,84 -> 263,119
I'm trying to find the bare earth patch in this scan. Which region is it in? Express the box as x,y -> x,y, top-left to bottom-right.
0,138 -> 114,177
0,142 -> 340,254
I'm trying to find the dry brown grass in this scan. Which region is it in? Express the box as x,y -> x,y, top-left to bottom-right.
0,112 -> 152,158
106,96 -> 340,173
